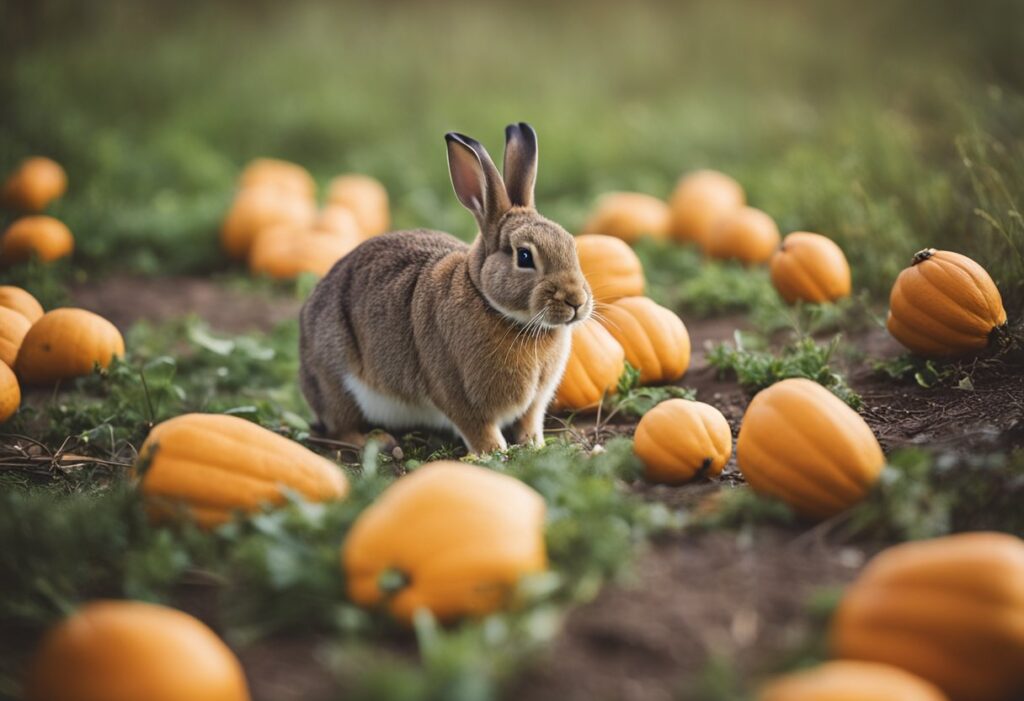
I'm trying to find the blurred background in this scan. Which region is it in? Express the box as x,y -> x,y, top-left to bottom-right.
3,0 -> 1023,302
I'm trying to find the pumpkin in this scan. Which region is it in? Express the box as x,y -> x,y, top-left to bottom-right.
887,248 -> 1007,358
249,224 -> 361,280
770,232 -> 851,304
315,204 -> 364,238
599,296 -> 690,384
553,318 -> 626,411
581,192 -> 670,243
136,413 -> 348,528
758,661 -> 949,701
704,206 -> 780,263
25,600 -> 250,701
15,308 -> 125,386
327,174 -> 390,237
2,156 -> 67,212
0,215 -> 74,265
574,234 -> 645,303
0,306 -> 31,367
221,186 -> 316,260
830,531 -> 1024,701
634,399 -> 732,484
0,285 -> 44,323
0,361 -> 19,424
736,378 -> 884,519
238,158 -> 316,199
343,461 -> 546,623
669,170 -> 745,245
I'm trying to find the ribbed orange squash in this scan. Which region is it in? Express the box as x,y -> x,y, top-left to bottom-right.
136,413 -> 348,528
0,361 -> 19,424
770,232 -> 851,304
669,170 -> 745,245
0,285 -> 44,323
582,192 -> 670,243
704,206 -> 780,264
238,158 -> 316,199
553,319 -> 626,411
575,234 -> 645,303
0,306 -> 31,367
2,156 -> 67,212
736,378 -> 884,519
343,461 -> 546,623
887,249 -> 1007,358
599,296 -> 690,384
830,531 -> 1024,701
0,216 -> 74,265
25,600 -> 250,701
327,174 -> 390,238
221,186 -> 316,260
758,661 -> 948,701
634,399 -> 732,484
248,224 -> 361,280
15,308 -> 124,386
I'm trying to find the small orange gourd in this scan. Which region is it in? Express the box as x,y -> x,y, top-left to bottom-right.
582,192 -> 670,243
770,232 -> 851,304
221,186 -> 316,260
2,156 -> 67,212
634,399 -> 732,484
327,174 -> 390,237
0,362 -> 19,423
315,204 -> 364,238
0,306 -> 31,368
25,600 -> 250,701
15,308 -> 125,386
136,413 -> 348,528
830,531 -> 1024,701
887,249 -> 1007,358
758,661 -> 948,701
599,296 -> 690,384
669,170 -> 745,245
574,234 -> 645,303
238,158 -> 316,199
0,216 -> 74,265
0,285 -> 45,323
736,378 -> 884,519
343,461 -> 547,623
704,206 -> 780,263
248,225 -> 361,280
553,319 -> 626,411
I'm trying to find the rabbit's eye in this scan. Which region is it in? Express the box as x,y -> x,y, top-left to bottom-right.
516,247 -> 536,269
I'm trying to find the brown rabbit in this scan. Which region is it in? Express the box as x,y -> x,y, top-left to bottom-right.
299,123 -> 592,453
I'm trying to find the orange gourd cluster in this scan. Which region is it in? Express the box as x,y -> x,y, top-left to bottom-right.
1,157 -> 74,266
222,158 -> 389,280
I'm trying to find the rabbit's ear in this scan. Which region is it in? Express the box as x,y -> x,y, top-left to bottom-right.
445,132 -> 510,233
503,122 -> 538,208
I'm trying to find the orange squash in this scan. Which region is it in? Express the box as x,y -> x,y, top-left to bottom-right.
634,399 -> 732,484
599,296 -> 690,384
2,156 -> 67,212
553,318 -> 626,411
25,600 -> 250,701
249,224 -> 361,280
0,306 -> 31,368
0,216 -> 74,265
0,285 -> 44,323
239,158 -> 316,199
758,661 -> 949,701
574,234 -> 645,303
15,308 -> 125,386
704,206 -> 780,263
221,186 -> 316,260
0,361 -> 19,423
770,232 -> 851,304
669,170 -> 745,245
315,204 -> 364,238
887,249 -> 1007,358
136,413 -> 348,528
582,192 -> 670,243
736,378 -> 884,519
831,531 -> 1024,701
343,461 -> 546,623
327,174 -> 390,238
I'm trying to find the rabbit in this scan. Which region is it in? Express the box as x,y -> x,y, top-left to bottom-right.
299,123 -> 592,454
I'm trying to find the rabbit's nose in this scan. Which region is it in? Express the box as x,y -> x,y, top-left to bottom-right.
565,300 -> 581,320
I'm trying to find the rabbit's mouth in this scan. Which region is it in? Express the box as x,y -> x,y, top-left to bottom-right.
540,295 -> 592,327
